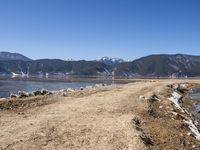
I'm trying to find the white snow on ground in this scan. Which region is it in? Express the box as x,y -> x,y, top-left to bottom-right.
168,88 -> 200,141
168,91 -> 184,112
184,119 -> 200,140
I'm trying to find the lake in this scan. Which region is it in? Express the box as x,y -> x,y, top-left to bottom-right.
0,79 -> 121,98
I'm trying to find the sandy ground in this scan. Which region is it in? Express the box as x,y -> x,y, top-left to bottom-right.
0,79 -> 200,150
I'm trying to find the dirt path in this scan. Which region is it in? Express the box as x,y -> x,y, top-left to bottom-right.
0,79 -> 197,150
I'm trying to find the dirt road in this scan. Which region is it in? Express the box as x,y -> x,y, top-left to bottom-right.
0,79 -> 199,150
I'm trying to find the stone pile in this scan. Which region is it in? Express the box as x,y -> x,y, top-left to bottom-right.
10,89 -> 51,99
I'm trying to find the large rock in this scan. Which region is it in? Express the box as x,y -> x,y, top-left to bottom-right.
18,91 -> 29,98
178,84 -> 190,93
48,91 -> 53,95
10,93 -> 18,98
41,89 -> 49,95
33,90 -> 42,96
28,92 -> 35,97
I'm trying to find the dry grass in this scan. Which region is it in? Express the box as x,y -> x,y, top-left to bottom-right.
0,79 -> 200,149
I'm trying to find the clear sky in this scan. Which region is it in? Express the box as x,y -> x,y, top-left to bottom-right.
0,0 -> 200,60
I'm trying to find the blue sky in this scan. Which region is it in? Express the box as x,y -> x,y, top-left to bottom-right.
0,0 -> 200,60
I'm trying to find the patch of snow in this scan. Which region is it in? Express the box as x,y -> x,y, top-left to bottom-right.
179,83 -> 189,89
168,91 -> 184,112
96,56 -> 125,64
184,119 -> 200,140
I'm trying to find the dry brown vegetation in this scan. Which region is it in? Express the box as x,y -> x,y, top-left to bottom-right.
1,79 -> 200,150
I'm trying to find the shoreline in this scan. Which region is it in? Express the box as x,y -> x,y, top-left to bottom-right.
0,82 -> 113,99
134,81 -> 200,149
0,78 -> 132,99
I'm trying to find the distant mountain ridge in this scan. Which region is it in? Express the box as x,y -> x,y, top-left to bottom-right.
0,52 -> 200,77
0,59 -> 111,76
0,52 -> 31,61
115,54 -> 200,77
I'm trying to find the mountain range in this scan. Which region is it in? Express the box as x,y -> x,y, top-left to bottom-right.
0,52 -> 200,77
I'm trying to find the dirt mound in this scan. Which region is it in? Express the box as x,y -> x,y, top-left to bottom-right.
0,95 -> 56,111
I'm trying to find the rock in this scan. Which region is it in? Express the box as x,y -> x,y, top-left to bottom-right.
48,91 -> 53,95
38,132 -> 46,137
187,132 -> 191,136
28,92 -> 35,97
170,111 -> 178,116
132,116 -> 141,126
33,90 -> 42,96
18,91 -> 29,98
10,93 -> 18,98
194,120 -> 199,126
41,89 -> 49,95
172,84 -> 179,90
18,112 -> 25,115
171,83 -> 190,92
51,91 -> 57,94
80,87 -> 84,90
140,134 -> 154,147
62,92 -> 67,96
149,94 -> 161,102
178,84 -> 190,93
60,89 -> 67,92
67,88 -> 74,92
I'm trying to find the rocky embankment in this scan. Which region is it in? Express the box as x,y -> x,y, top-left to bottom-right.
133,82 -> 200,150
0,83 -> 108,111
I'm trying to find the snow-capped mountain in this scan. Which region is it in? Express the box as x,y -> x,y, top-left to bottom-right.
96,56 -> 125,65
1,52 -> 200,77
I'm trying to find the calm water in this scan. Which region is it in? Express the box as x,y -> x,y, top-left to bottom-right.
190,88 -> 200,99
188,88 -> 200,114
0,79 -> 118,98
